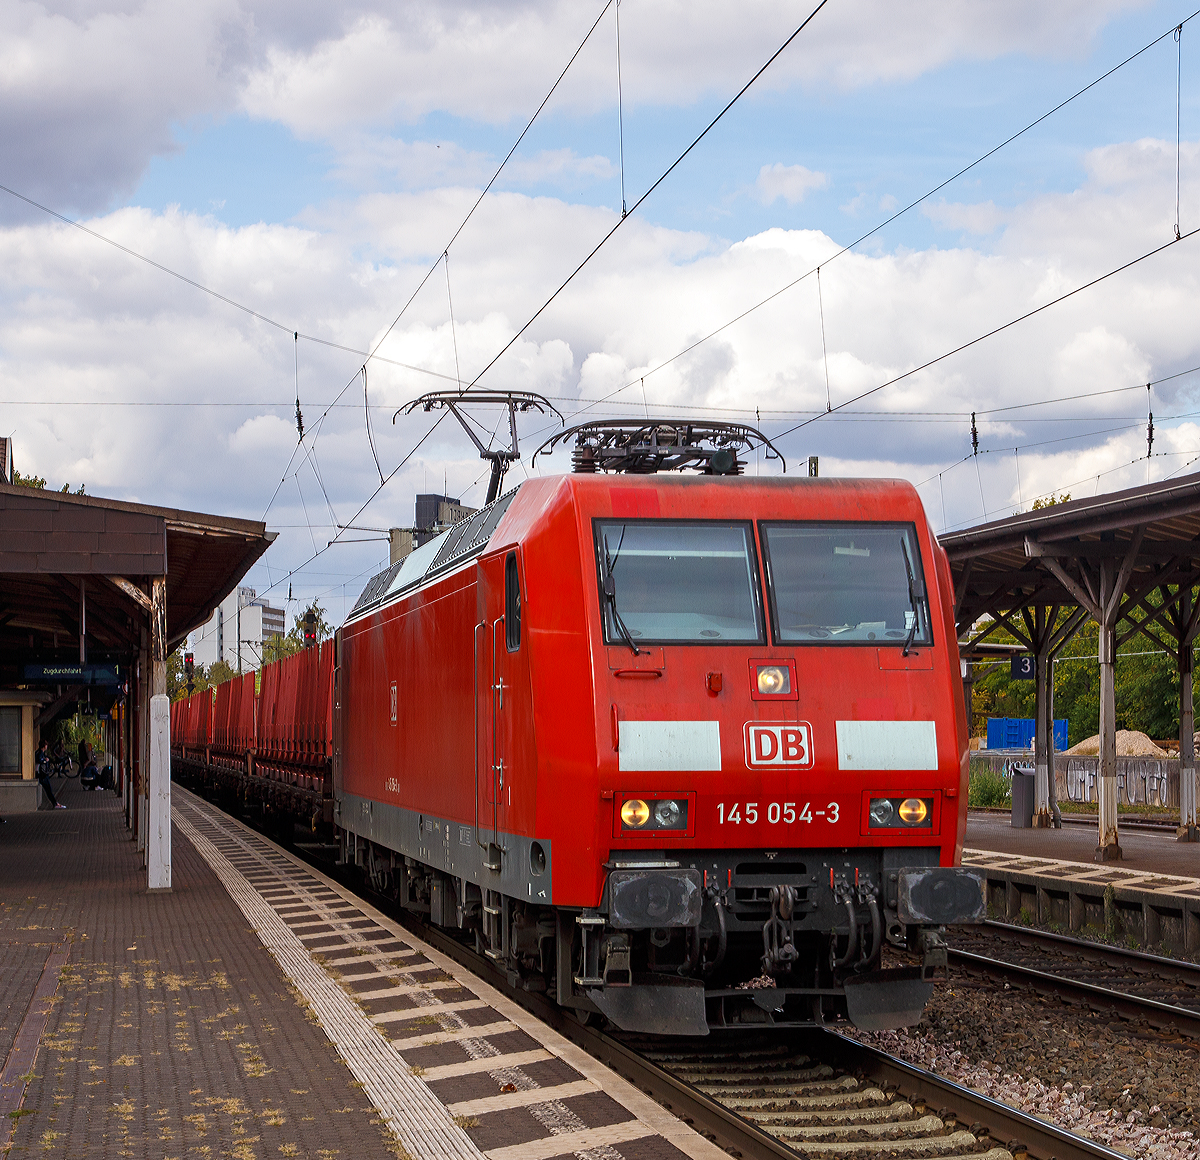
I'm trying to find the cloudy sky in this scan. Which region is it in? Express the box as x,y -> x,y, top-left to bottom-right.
3,0 -> 1199,626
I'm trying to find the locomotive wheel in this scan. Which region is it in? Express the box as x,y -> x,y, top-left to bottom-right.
566,1005 -> 603,1029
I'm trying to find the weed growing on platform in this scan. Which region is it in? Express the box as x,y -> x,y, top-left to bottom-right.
968,763 -> 1012,808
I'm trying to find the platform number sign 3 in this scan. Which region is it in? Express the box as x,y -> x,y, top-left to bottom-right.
390,681 -> 398,725
1010,655 -> 1036,680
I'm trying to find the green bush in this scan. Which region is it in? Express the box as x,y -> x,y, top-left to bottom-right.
968,762 -> 1012,808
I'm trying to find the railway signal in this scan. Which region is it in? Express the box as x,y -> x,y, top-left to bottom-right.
303,609 -> 317,648
184,651 -> 194,693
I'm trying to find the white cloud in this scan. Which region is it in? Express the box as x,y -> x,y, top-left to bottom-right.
4,127 -> 1199,607
924,199 -> 1008,235
0,0 -> 1143,212
756,163 -> 828,206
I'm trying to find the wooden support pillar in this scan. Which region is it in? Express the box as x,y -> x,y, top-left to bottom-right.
138,634 -> 149,855
1180,589 -> 1198,841
148,576 -> 171,889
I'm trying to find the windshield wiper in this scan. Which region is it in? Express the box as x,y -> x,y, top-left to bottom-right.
900,536 -> 923,657
602,532 -> 640,656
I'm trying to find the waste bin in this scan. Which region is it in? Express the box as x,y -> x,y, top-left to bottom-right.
1010,767 -> 1035,828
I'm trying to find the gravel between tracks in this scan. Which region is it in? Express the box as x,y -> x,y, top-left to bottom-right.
850,977 -> 1198,1160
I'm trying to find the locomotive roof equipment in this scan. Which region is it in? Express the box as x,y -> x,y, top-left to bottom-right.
533,418 -> 786,476
395,390 -> 563,503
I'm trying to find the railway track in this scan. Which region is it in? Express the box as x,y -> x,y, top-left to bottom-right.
371,888 -> 1128,1160
947,921 -> 1200,1039
225,807 -> 1128,1160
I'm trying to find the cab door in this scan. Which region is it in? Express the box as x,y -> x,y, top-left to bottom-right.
476,550 -> 522,861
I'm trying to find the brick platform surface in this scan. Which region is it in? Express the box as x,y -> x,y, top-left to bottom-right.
966,811 -> 1200,878
0,778 -> 404,1158
1,776 -> 724,1160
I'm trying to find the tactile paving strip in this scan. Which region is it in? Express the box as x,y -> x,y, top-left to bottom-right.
173,788 -> 723,1160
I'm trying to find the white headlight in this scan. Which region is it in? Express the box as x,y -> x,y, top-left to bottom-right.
654,799 -> 683,828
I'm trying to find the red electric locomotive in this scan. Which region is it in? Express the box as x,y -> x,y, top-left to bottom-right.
334,420 -> 984,1035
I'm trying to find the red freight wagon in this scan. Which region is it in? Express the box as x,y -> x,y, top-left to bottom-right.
335,471 -> 983,1035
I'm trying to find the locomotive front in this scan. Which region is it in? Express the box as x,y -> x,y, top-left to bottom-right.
563,474 -> 983,1034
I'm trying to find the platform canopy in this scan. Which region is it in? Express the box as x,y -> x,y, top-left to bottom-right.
0,481 -> 274,684
0,480 -> 274,889
940,469 -> 1200,855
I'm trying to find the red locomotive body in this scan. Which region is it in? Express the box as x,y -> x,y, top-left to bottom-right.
335,472 -> 983,1034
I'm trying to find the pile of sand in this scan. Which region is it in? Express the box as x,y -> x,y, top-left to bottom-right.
1065,729 -> 1168,757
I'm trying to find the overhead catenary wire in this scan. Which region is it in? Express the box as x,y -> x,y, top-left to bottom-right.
362,0 -> 616,370
773,225 -> 1200,442
1176,23 -> 1185,241
253,410 -> 450,601
362,365 -> 385,486
444,251 -> 464,393
817,266 -> 832,412
11,363 -> 1200,416
615,0 -> 628,218
569,6 -> 1200,420
462,0 -> 833,390
268,0 -> 618,504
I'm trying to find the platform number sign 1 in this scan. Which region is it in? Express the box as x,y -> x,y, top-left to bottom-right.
1010,654 -> 1036,680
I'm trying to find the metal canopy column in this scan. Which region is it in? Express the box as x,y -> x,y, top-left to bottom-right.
1180,604 -> 1198,841
1039,527 -> 1145,860
1097,567 -> 1120,857
1123,583 -> 1200,841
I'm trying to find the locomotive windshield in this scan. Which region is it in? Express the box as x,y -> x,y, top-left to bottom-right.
595,521 -> 764,644
760,521 -> 932,646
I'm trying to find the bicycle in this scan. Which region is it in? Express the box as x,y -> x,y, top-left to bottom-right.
46,754 -> 76,779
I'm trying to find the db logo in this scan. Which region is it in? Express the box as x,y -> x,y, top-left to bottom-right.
744,722 -> 814,768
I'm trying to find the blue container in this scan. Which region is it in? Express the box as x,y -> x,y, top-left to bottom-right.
986,717 -> 1068,751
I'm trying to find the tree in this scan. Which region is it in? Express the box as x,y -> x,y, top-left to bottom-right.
1031,492 -> 1071,510
12,468 -> 83,493
13,468 -> 46,489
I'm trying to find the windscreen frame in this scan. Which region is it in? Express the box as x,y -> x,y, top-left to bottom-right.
592,517 -> 767,647
758,519 -> 935,648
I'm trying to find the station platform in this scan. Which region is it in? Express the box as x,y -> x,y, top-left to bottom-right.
0,779 -> 723,1160
963,812 -> 1200,954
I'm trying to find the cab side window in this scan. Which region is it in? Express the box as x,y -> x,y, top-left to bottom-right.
505,552 -> 521,651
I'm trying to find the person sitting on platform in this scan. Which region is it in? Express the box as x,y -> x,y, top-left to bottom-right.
36,740 -> 66,809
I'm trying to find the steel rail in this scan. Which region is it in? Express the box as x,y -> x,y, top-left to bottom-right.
387,904 -> 1126,1160
185,781 -> 1139,1160
979,919 -> 1200,985
948,948 -> 1200,1039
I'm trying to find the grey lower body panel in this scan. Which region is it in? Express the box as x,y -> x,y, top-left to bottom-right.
337,791 -> 552,904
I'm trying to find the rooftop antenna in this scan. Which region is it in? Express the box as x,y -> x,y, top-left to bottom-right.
395,391 -> 563,504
